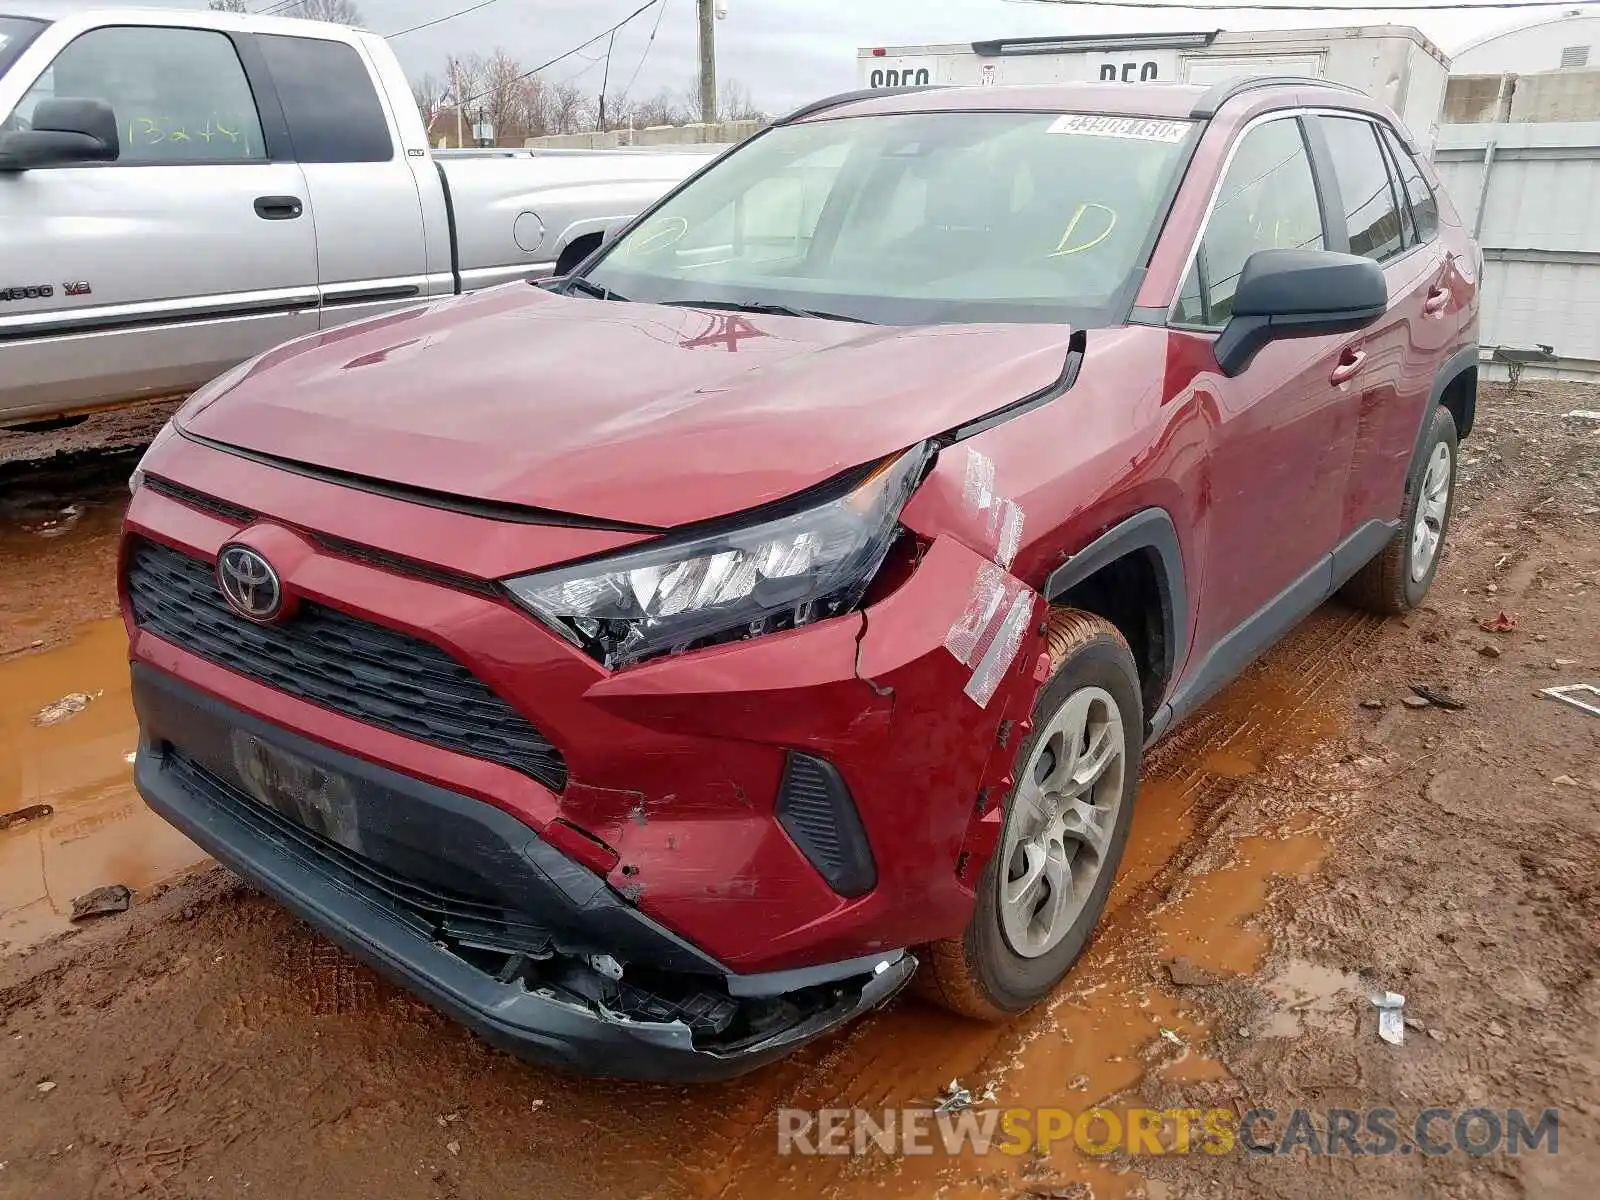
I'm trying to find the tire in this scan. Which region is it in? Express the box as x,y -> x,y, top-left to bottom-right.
1341,404 -> 1460,615
919,608 -> 1144,1020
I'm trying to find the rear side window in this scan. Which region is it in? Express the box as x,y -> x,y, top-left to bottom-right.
258,34 -> 392,163
1380,125 -> 1439,243
1318,116 -> 1406,263
1173,117 -> 1325,327
12,25 -> 265,163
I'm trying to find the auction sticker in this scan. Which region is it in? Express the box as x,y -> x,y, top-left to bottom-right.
1047,114 -> 1189,142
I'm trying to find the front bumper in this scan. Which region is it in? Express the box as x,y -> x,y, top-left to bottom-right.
133,665 -> 914,1082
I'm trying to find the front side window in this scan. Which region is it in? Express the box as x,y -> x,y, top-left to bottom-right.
12,25 -> 265,162
586,111 -> 1195,325
1172,117 -> 1325,327
257,34 -> 393,163
1318,116 -> 1405,263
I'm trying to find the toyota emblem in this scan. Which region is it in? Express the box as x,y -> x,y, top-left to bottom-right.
217,545 -> 284,622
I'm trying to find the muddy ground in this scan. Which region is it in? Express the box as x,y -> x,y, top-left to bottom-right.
1,382 -> 1596,1200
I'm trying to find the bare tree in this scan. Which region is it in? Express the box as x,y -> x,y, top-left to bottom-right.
281,0 -> 365,26
547,81 -> 590,136
717,78 -> 764,122
207,0 -> 250,12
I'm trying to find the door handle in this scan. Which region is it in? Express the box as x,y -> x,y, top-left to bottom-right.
1330,348 -> 1367,385
254,195 -> 303,221
1423,286 -> 1451,316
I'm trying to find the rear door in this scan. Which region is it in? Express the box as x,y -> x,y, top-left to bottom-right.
0,21 -> 317,422
1307,114 -> 1445,538
254,33 -> 430,328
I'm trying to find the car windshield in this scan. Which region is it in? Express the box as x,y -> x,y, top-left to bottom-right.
0,16 -> 47,83
584,110 -> 1194,325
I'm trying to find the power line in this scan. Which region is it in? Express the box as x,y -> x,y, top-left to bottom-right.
388,0 -> 505,39
618,0 -> 671,106
455,0 -> 665,108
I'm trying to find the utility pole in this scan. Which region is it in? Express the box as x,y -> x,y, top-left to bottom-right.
696,0 -> 716,125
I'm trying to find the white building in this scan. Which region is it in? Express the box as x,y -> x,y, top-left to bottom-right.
1451,9 -> 1600,74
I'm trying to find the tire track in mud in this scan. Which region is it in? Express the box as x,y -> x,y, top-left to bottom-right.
660,601 -> 1390,1200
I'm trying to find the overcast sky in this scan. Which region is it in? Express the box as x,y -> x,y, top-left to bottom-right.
38,0 -> 1564,111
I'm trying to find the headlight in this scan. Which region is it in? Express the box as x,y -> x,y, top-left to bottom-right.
504,444 -> 931,669
129,417 -> 181,494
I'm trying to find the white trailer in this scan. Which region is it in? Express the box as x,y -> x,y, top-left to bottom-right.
857,26 -> 1451,153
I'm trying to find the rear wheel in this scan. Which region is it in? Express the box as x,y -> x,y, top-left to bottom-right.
1341,404 -> 1459,615
920,609 -> 1143,1020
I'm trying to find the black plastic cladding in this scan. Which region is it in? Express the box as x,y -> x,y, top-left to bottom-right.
775,752 -> 878,897
126,539 -> 568,790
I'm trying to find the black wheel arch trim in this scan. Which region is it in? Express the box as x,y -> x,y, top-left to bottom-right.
1042,507 -> 1190,729
1408,344 -> 1479,483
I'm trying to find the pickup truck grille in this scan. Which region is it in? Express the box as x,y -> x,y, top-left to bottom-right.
126,538 -> 567,791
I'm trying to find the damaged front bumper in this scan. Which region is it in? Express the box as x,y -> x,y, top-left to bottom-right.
132,666 -> 915,1082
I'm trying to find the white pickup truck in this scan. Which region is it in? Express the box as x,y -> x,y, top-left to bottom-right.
0,6 -> 716,425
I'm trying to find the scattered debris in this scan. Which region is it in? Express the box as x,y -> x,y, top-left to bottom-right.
1552,775 -> 1581,787
1409,685 -> 1467,711
1159,1027 -> 1185,1049
1487,1020 -> 1508,1039
0,804 -> 53,831
32,692 -> 92,727
529,1099 -> 545,1113
1485,583 -> 1499,594
1402,695 -> 1433,710
1359,698 -> 1386,710
1428,1028 -> 1446,1042
1552,658 -> 1579,668
1067,1074 -> 1090,1091
1563,409 -> 1600,422
1478,644 -> 1502,658
1478,611 -> 1518,633
446,1141 -> 460,1156
1372,992 -> 1406,1045
69,884 -> 131,922
935,1079 -> 973,1113
1541,683 -> 1600,717
1165,956 -> 1223,987
1021,1185 -> 1092,1200
36,1081 -> 56,1094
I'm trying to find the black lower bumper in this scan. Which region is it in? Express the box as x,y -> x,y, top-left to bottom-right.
131,665 -> 914,1082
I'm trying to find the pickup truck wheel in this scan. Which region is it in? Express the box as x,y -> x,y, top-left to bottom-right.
1341,404 -> 1459,615
919,609 -> 1142,1021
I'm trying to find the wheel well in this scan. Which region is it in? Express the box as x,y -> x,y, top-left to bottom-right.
555,233 -> 603,277
1439,364 -> 1477,440
1050,548 -> 1170,723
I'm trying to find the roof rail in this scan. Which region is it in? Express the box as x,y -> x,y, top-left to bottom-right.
1190,74 -> 1366,119
774,85 -> 942,125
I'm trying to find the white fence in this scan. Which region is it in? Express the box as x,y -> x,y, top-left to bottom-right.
1435,120 -> 1600,380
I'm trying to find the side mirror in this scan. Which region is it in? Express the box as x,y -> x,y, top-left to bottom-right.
0,98 -> 120,172
1213,248 -> 1387,377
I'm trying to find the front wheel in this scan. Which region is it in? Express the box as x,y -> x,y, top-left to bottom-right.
920,609 -> 1143,1020
1341,404 -> 1459,614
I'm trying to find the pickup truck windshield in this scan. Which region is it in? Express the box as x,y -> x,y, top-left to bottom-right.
0,16 -> 47,84
584,111 -> 1194,325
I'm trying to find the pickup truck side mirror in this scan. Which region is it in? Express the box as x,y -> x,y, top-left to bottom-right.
1213,248 -> 1387,377
0,99 -> 120,172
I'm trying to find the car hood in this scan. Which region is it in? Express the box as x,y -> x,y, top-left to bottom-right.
183,284 -> 1076,529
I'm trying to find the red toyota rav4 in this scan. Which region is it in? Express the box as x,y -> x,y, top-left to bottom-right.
124,78 -> 1478,1080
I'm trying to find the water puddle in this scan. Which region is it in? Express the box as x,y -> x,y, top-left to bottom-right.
0,618 -> 207,953
697,611 -> 1377,1199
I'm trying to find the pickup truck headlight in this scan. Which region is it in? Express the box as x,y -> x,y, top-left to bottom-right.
504,445 -> 930,669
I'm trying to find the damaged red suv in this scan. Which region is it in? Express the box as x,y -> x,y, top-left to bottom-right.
123,78 -> 1478,1080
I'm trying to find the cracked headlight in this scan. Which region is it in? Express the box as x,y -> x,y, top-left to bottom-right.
504,444 -> 930,669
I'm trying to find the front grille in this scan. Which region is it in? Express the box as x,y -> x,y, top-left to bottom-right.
127,538 -> 567,790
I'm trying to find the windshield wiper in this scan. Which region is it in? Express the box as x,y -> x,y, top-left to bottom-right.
559,276 -> 628,302
661,298 -> 869,323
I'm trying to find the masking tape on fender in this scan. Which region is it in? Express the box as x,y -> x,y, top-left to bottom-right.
961,449 -> 1025,571
945,562 -> 1033,709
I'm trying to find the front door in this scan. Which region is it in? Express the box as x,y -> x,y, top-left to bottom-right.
0,22 -> 318,422
1169,115 -> 1362,661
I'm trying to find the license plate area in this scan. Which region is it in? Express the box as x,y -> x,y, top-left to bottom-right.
230,730 -> 364,855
